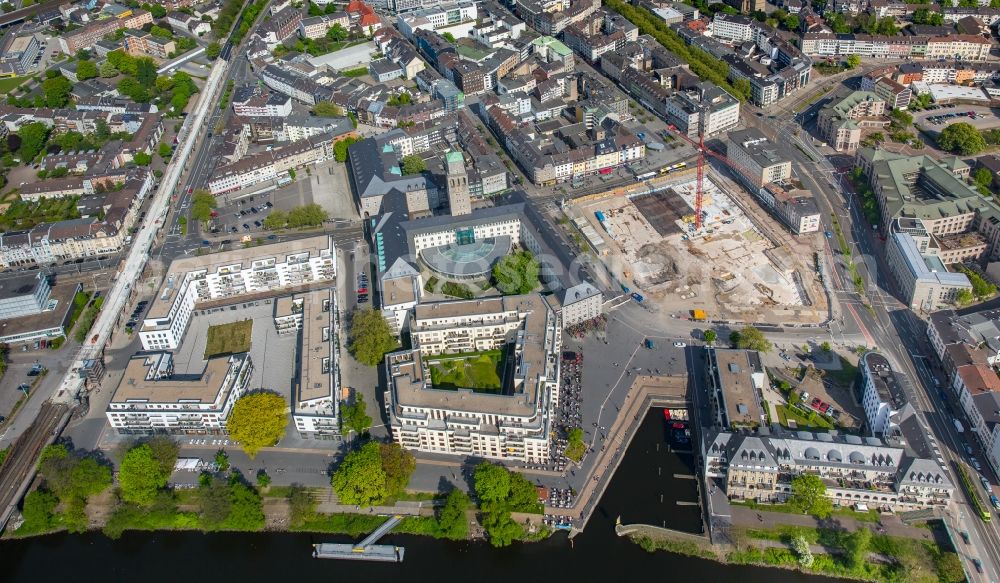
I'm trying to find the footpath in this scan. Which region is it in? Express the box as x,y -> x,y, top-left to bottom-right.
731,506 -> 933,541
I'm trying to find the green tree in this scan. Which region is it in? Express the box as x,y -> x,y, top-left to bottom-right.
256,469 -> 271,488
199,477 -> 232,528
42,75 -> 72,107
792,534 -> 814,567
69,457 -> 113,500
107,50 -> 137,76
226,392 -> 288,458
149,4 -> 167,17
135,57 -> 157,86
100,60 -> 118,78
214,449 -> 230,471
436,489 -> 470,539
313,101 -> 343,117
118,444 -> 168,506
480,501 -> 523,547
400,154 -> 426,175
442,31 -> 456,43
347,308 -> 399,367
844,527 -> 871,569
76,59 -> 98,81
935,551 -> 965,583
731,325 -> 773,352
288,484 -> 317,527
783,14 -> 799,30
789,474 -> 832,518
190,190 -> 217,223
327,23 -> 348,41
846,54 -> 861,69
732,78 -> 751,102
206,42 -> 221,60
20,489 -> 59,532
955,288 -> 974,306
334,136 -> 360,162
913,8 -> 943,25
492,250 -> 539,295
379,443 -> 415,496
117,78 -> 149,102
341,393 -> 373,434
938,122 -> 986,155
223,481 -> 264,530
820,341 -> 832,352
286,203 -> 327,227
332,441 -> 388,507
145,436 -> 180,478
158,142 -> 173,160
704,329 -> 717,345
474,462 -> 512,503
17,122 -> 50,161
974,167 -> 994,190
263,209 -> 288,230
133,152 -> 153,165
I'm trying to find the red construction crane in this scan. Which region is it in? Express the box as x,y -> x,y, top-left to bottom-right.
664,125 -> 788,231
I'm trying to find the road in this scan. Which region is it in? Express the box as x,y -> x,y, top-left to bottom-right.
746,76 -> 1000,580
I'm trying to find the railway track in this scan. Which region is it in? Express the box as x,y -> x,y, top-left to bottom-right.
0,402 -> 69,532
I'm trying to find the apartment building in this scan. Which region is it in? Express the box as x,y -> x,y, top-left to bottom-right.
385,293 -> 562,463
0,28 -> 40,74
885,232 -> 973,312
558,282 -> 602,328
138,236 -> 336,350
664,82 -> 740,138
711,13 -> 754,42
123,29 -> 176,59
207,131 -> 340,195
256,5 -> 303,48
860,352 -> 917,439
703,428 -> 953,510
300,12 -> 351,39
232,86 -> 293,117
801,32 -> 993,61
705,348 -> 768,429
106,352 -> 255,435
726,128 -> 792,186
925,35 -> 992,61
58,9 -> 153,54
817,91 -> 887,153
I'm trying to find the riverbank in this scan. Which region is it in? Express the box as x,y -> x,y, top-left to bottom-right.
624,520 -> 964,583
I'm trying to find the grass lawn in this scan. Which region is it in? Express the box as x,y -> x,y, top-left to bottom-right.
0,196 -> 81,231
823,356 -> 858,387
0,77 -> 25,95
204,319 -> 253,358
776,403 -> 834,430
429,350 -> 503,391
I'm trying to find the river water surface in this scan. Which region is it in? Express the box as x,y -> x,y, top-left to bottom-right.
3,409 -> 836,583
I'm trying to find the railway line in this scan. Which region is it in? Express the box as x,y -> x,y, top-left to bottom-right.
0,402 -> 69,531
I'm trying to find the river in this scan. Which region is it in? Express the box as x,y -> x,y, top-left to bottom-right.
2,409 -> 836,582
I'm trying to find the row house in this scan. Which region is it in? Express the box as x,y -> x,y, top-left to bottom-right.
58,9 -> 153,54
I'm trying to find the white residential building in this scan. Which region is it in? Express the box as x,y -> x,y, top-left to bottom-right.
385,293 -> 562,463
139,236 -> 336,350
559,282 -> 602,328
861,352 -> 914,439
105,352 -> 255,435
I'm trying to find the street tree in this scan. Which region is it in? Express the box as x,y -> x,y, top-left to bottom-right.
703,330 -> 717,345
347,308 -> 399,367
341,393 -> 373,434
145,435 -> 180,477
379,442 -> 415,496
846,54 -> 861,69
492,250 -> 539,295
789,474 -> 832,518
190,190 -> 216,223
256,469 -> 271,488
118,444 -> 169,506
473,462 -> 512,503
226,392 -> 288,458
731,326 -> 773,352
206,42 -> 221,60
938,122 -> 986,155
331,441 -> 388,507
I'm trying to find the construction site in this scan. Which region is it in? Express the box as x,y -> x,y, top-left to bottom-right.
569,168 -> 826,324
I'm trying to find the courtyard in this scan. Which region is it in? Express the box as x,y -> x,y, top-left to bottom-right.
204,319 -> 253,358
427,349 -> 505,392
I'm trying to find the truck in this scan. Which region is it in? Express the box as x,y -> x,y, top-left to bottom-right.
954,418 -> 965,433
691,309 -> 707,321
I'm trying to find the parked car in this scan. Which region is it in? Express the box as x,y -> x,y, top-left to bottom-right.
960,531 -> 970,544
673,342 -> 686,348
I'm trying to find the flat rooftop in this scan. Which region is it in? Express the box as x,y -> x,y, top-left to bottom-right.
713,348 -> 765,428
863,352 -> 907,410
382,275 -> 417,308
0,282 -> 77,340
390,293 -> 558,418
147,235 -> 333,320
111,352 -> 248,404
0,272 -> 45,302
297,288 -> 335,405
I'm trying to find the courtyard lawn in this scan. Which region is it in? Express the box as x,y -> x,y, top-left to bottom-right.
776,403 -> 834,431
204,320 -> 253,359
0,77 -> 25,95
428,350 -> 503,391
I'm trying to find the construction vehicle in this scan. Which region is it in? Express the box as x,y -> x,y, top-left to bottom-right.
691,309 -> 707,321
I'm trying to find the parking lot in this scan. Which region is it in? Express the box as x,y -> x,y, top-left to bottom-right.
213,193 -> 277,236
915,105 -> 1000,131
